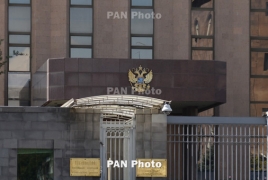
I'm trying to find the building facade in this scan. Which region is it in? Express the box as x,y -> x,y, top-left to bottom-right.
0,0 -> 265,117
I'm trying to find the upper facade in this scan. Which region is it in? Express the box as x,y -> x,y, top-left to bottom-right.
0,0 -> 267,117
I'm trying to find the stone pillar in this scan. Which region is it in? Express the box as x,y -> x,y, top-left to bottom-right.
0,0 -> 7,105
94,0 -> 129,58
154,0 -> 190,59
215,0 -> 250,117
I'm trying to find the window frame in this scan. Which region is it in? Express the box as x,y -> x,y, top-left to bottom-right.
130,0 -> 154,59
190,1 -> 214,60
69,1 -> 93,58
7,0 -> 31,106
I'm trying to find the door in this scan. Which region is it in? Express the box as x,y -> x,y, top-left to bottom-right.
100,114 -> 136,180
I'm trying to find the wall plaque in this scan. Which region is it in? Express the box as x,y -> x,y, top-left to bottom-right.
136,159 -> 167,177
70,158 -> 100,177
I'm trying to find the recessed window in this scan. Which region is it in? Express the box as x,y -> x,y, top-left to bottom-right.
70,8 -> 92,33
131,49 -> 153,59
131,37 -> 152,46
131,1 -> 153,59
71,36 -> 92,45
18,149 -> 54,180
9,7 -> 31,32
70,2 -> 93,58
71,48 -> 92,58
131,0 -> 152,6
8,72 -> 30,106
9,47 -> 30,71
192,0 -> 213,8
264,53 -> 268,71
71,0 -> 92,5
9,35 -> 30,44
9,0 -> 30,4
8,0 -> 31,106
266,2 -> 268,16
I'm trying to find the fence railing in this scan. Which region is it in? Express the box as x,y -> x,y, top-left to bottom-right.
167,116 -> 268,180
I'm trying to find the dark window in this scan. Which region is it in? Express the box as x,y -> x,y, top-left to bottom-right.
266,2 -> 268,16
192,0 -> 213,8
264,53 -> 268,71
18,149 -> 54,180
131,9 -> 154,34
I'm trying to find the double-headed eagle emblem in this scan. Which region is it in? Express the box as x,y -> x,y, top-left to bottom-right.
128,65 -> 153,93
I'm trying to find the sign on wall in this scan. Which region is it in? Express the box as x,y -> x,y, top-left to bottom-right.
70,158 -> 100,177
136,159 -> 167,177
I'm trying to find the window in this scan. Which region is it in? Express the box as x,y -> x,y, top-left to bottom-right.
191,0 -> 214,60
18,149 -> 53,180
250,0 -> 268,116
8,0 -> 31,106
70,0 -> 93,58
264,53 -> 268,70
131,0 -> 153,59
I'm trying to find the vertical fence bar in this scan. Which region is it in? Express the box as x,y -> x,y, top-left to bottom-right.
248,126 -> 251,179
183,125 -> 185,180
227,126 -> 229,180
187,125 -> 189,180
205,126 -> 207,180
254,126 -> 256,180
169,125 -> 171,180
239,126 -> 245,180
209,125 -> 211,180
218,126 -> 220,180
179,125 -> 181,180
192,125 -> 194,180
236,126 -> 237,180
201,126 -> 203,180
223,125 -> 225,180
115,136 -> 117,180
258,126 -> 260,180
245,126 -> 246,180
267,118 -> 268,180
196,125 -> 198,180
119,135 -> 121,180
213,126 -> 215,180
230,126 -> 234,179
174,125 -> 176,180
262,126 -> 264,180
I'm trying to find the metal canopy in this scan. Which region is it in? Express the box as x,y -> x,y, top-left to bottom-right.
61,95 -> 168,118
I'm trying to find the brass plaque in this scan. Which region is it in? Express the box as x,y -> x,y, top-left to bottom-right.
136,159 -> 167,177
70,158 -> 100,177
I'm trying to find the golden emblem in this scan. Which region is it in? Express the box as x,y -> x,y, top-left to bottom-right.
128,65 -> 153,92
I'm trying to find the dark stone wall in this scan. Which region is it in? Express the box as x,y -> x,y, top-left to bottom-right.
0,107 -> 100,180
32,58 -> 226,113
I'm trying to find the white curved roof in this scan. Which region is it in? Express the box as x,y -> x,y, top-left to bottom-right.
61,95 -> 167,109
61,95 -> 168,118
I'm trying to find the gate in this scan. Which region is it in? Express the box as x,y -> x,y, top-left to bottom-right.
167,116 -> 268,180
100,114 -> 136,180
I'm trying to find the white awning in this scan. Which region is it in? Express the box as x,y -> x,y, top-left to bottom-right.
61,95 -> 169,118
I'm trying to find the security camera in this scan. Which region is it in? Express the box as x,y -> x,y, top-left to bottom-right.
162,102 -> 172,115
263,111 -> 268,117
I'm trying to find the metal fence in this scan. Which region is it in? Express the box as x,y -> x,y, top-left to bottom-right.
167,116 -> 268,180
